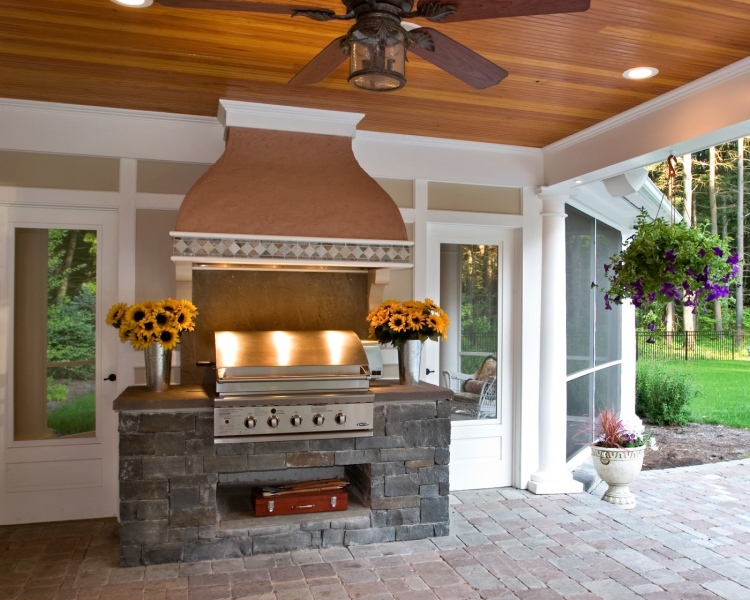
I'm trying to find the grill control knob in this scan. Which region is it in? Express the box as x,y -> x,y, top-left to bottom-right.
312,414 -> 325,426
335,412 -> 346,425
244,416 -> 256,429
290,414 -> 302,427
267,415 -> 280,428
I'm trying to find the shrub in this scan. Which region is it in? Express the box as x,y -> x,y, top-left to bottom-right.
47,288 -> 96,380
636,362 -> 697,425
46,377 -> 68,403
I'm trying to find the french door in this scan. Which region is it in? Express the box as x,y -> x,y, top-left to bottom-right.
0,205 -> 119,524
425,224 -> 515,490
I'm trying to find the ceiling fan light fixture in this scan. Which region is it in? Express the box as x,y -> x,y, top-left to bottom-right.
110,0 -> 153,6
347,15 -> 407,92
622,66 -> 659,80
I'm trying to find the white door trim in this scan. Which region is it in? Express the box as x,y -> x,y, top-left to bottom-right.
425,223 -> 518,490
0,204 -> 119,524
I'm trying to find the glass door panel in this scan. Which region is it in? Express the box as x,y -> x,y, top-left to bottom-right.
441,243 -> 499,422
14,228 -> 97,441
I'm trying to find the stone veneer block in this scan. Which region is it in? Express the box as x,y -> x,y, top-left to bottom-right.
116,385 -> 451,566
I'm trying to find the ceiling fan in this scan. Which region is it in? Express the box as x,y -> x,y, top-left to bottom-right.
154,0 -> 591,92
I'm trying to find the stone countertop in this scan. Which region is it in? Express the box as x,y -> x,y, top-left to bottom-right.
113,381 -> 452,411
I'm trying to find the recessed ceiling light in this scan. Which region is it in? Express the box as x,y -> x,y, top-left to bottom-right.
575,180 -> 583,184
622,67 -> 659,80
111,0 -> 153,7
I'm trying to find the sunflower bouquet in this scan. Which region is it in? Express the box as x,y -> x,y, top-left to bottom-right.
105,299 -> 197,350
366,298 -> 450,347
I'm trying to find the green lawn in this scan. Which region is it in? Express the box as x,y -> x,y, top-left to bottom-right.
663,361 -> 750,429
47,392 -> 95,436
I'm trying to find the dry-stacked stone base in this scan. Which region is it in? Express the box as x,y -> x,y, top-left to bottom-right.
118,397 -> 451,566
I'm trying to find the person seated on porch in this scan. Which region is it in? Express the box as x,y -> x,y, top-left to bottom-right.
442,355 -> 497,419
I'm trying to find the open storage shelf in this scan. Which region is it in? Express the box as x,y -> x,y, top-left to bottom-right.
217,483 -> 370,530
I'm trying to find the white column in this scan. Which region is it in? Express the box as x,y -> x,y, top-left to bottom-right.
528,191 -> 583,495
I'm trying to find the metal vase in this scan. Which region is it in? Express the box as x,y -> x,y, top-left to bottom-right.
144,344 -> 172,392
397,339 -> 423,386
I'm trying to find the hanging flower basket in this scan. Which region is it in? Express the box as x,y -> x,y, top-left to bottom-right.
600,209 -> 739,338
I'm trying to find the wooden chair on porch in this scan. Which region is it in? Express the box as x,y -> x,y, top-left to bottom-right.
442,355 -> 498,419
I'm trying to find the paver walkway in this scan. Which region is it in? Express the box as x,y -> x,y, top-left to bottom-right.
1,459 -> 749,599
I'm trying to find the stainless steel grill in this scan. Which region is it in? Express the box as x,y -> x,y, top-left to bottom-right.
213,330 -> 375,442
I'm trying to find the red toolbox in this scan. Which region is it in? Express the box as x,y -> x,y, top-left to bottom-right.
253,488 -> 348,517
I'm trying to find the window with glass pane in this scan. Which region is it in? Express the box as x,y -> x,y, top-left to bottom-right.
595,222 -> 622,365
565,206 -> 623,460
459,245 -> 498,374
566,374 -> 593,457
595,364 -> 621,415
14,228 -> 97,441
566,207 -> 594,374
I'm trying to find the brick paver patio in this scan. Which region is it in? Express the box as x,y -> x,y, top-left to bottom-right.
1,459 -> 749,599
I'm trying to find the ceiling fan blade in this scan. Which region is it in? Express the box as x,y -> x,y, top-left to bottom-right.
155,0 -> 316,14
409,28 -> 507,90
289,36 -> 348,86
416,0 -> 590,23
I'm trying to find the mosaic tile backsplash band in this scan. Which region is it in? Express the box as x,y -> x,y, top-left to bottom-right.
172,235 -> 413,264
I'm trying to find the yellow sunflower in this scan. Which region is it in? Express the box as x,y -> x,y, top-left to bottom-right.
406,312 -> 426,332
125,303 -> 149,325
389,314 -> 408,332
173,299 -> 198,331
129,330 -> 153,350
106,302 -> 128,328
118,326 -> 134,345
133,317 -> 159,347
158,328 -> 179,351
427,314 -> 448,338
159,298 -> 179,313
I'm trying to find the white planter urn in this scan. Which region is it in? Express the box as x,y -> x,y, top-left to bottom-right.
590,445 -> 646,509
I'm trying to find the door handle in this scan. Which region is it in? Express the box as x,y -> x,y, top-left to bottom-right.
425,368 -> 434,375
104,373 -> 117,381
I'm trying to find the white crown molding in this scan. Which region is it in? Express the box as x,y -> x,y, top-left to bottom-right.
545,56 -> 750,154
0,97 -> 225,162
0,97 -> 218,128
354,131 -> 543,186
218,100 -> 364,138
356,130 -> 543,157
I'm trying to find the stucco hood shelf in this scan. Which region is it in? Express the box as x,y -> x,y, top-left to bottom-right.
170,101 -> 412,308
171,100 -> 410,272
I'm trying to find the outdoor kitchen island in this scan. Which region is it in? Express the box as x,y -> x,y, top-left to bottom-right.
114,382 -> 452,566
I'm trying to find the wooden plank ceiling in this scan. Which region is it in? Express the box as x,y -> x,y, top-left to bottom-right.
1,0 -> 750,147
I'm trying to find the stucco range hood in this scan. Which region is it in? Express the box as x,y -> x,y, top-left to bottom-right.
170,101 -> 413,288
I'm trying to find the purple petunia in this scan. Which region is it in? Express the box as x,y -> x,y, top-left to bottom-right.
713,247 -> 724,257
665,249 -> 676,262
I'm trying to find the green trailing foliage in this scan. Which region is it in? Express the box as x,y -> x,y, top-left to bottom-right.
636,362 -> 697,425
600,209 -> 738,336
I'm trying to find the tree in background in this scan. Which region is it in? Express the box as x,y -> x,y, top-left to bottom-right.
648,140 -> 747,332
47,229 -> 97,380
460,245 -> 498,364
682,154 -> 696,336
737,138 -> 745,341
